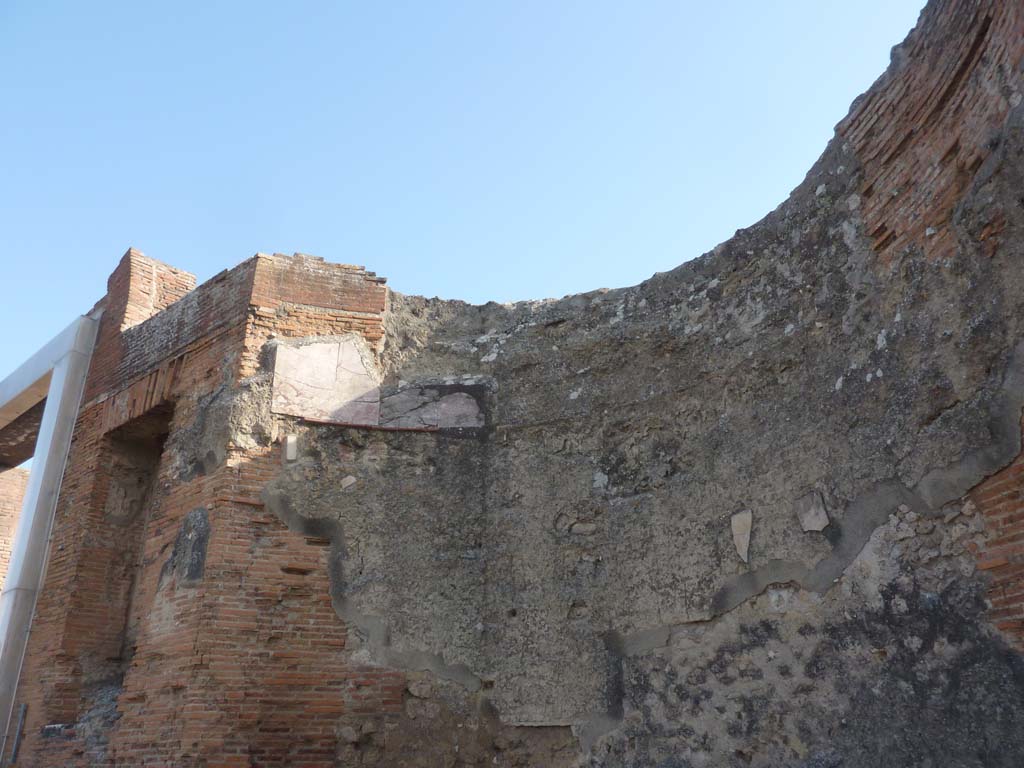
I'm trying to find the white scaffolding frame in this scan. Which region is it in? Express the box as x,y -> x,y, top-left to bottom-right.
0,314 -> 99,758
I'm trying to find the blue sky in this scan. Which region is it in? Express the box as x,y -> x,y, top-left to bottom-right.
1,1 -> 924,380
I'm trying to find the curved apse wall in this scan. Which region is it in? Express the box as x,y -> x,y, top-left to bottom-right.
6,1 -> 1024,766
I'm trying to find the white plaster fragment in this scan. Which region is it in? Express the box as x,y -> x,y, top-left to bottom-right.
569,388 -> 581,401
876,329 -> 887,350
284,434 -> 298,462
834,375 -> 844,392
341,475 -> 357,490
731,510 -> 752,563
815,184 -> 827,197
794,491 -> 830,532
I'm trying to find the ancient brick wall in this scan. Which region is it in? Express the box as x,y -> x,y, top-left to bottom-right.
838,1 -> 1024,262
4,250 -> 240,763
4,0 -> 1024,765
970,415 -> 1024,651
0,404 -> 44,469
105,248 -> 197,333
241,253 -> 388,377
3,249 -> 397,766
0,467 -> 29,586
85,252 -> 255,404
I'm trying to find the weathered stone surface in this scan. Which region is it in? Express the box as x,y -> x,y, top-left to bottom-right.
379,381 -> 486,429
270,334 -> 488,430
260,4 -> 1024,762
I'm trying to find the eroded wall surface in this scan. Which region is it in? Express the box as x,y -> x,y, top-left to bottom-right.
5,0 -> 1024,766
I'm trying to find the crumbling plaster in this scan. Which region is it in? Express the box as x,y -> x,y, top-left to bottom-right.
241,100 -> 1024,764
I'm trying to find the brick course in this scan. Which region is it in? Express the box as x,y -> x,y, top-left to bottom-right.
0,467 -> 29,586
970,416 -> 1024,651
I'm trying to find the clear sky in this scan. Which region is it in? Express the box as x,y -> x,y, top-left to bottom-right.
1,0 -> 925,380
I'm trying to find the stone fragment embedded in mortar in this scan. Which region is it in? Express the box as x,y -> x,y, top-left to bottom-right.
731,510 -> 753,562
283,433 -> 297,461
379,382 -> 486,429
271,335 -> 381,424
794,490 -> 830,532
270,333 -> 487,429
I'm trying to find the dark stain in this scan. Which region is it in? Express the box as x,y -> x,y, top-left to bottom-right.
160,507 -> 210,588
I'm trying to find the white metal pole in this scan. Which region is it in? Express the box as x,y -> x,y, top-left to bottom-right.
0,316 -> 98,755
